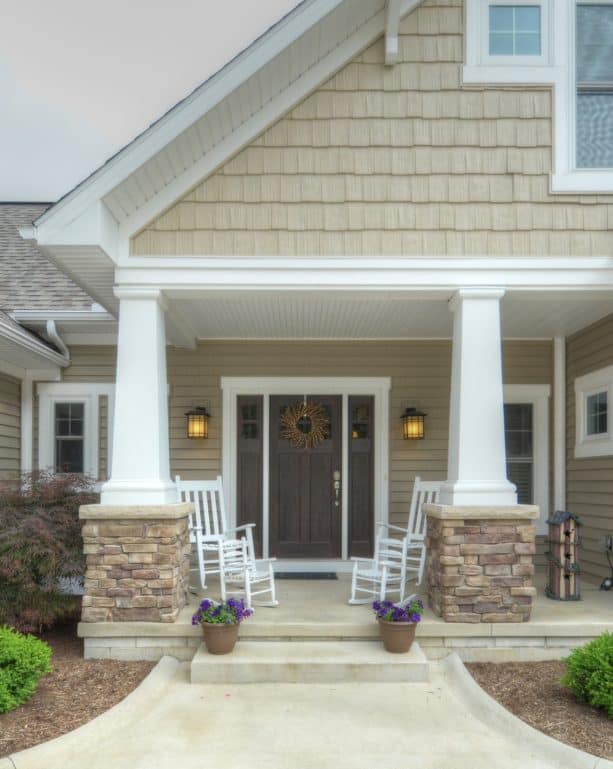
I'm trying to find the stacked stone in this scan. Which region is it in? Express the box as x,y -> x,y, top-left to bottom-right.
80,503 -> 192,623
425,505 -> 539,623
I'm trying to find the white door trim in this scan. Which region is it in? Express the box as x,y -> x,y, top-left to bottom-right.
503,384 -> 551,535
221,376 -> 391,560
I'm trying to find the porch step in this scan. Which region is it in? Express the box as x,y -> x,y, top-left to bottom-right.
190,640 -> 429,684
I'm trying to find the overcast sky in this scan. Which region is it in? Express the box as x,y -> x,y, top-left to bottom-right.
0,0 -> 298,202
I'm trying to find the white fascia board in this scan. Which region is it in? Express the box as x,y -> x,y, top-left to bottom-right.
0,360 -> 61,381
118,0 -> 422,243
32,0 -> 375,235
115,256 -> 613,292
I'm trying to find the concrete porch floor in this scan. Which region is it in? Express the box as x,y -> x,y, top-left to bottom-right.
79,569 -> 613,662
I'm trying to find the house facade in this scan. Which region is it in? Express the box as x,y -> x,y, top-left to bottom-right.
2,0 -> 613,611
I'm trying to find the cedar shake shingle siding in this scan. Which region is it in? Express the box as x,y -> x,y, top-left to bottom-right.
0,203 -> 91,310
133,0 -> 613,257
567,314 -> 613,585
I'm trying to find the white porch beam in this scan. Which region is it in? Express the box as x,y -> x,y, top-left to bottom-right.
100,288 -> 175,505
553,336 -> 566,512
385,0 -> 402,65
440,288 -> 517,506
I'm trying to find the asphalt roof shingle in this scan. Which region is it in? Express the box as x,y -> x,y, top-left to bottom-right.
0,203 -> 93,311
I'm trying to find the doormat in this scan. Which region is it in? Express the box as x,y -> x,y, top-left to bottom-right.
275,572 -> 338,580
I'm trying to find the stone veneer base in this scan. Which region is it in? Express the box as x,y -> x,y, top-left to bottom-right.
79,502 -> 193,623
424,504 -> 540,624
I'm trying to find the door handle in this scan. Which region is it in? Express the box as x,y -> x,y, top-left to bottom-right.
333,470 -> 341,507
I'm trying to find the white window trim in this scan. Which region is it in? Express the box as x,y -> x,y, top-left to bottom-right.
464,0 -> 613,193
38,383 -> 115,481
574,365 -> 613,458
504,384 -> 551,535
220,376 -> 390,563
480,0 -> 550,68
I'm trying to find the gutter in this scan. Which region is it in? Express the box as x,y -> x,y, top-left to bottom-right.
0,319 -> 70,368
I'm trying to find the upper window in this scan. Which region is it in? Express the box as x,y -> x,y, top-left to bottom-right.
575,366 -> 613,457
489,5 -> 542,56
576,3 -> 613,168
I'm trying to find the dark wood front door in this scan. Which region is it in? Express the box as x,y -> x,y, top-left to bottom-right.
269,395 -> 342,558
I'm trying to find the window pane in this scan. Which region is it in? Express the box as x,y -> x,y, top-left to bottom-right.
515,6 -> 540,31
490,6 -> 514,31
55,438 -> 84,473
507,461 -> 533,504
577,4 -> 613,83
490,32 -> 514,55
586,391 -> 608,435
515,33 -> 540,55
577,93 -> 613,168
351,404 -> 370,439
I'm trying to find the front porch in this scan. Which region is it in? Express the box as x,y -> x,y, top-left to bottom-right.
79,571 -> 612,663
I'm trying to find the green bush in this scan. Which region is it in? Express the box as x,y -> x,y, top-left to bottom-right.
0,471 -> 97,633
562,632 -> 613,717
0,626 -> 52,713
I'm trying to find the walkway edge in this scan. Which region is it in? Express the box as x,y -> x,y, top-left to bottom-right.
0,656 -> 180,769
443,654 -> 613,769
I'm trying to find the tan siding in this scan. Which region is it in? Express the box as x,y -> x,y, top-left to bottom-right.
0,373 -> 20,479
58,341 -> 551,527
133,1 -> 613,257
567,314 -> 613,585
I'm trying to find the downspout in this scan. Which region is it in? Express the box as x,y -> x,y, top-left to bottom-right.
45,320 -> 70,361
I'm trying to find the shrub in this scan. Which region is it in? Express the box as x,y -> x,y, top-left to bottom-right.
0,472 -> 97,633
562,632 -> 613,718
0,626 -> 52,713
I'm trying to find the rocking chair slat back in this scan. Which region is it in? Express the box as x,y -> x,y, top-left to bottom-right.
175,476 -> 228,542
407,477 -> 442,541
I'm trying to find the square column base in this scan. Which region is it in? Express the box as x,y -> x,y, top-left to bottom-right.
424,504 -> 539,624
79,503 -> 193,623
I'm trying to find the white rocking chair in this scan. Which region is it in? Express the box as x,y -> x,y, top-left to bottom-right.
218,536 -> 278,610
349,476 -> 442,605
175,475 -> 257,590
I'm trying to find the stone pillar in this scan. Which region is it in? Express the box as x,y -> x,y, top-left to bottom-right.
80,503 -> 192,623
425,504 -> 538,623
100,287 -> 176,506
441,288 -> 517,506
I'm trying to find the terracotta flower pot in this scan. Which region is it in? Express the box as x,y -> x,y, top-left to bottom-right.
378,618 -> 417,653
201,622 -> 240,654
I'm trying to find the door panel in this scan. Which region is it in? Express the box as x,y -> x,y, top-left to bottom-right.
269,395 -> 341,558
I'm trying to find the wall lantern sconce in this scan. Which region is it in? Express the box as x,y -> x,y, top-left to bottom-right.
186,406 -> 210,439
401,407 -> 426,440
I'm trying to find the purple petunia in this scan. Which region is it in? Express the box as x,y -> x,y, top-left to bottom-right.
372,598 -> 423,623
192,597 -> 253,627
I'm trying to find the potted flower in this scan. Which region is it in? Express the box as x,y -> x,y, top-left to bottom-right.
372,597 -> 424,653
191,597 -> 253,654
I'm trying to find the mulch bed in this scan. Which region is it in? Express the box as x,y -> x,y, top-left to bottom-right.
467,661 -> 612,760
0,622 -> 154,759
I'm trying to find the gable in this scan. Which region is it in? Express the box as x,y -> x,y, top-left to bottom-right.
133,0 -> 613,258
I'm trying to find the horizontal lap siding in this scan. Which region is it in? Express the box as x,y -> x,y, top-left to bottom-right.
0,373 -> 20,479
567,315 -> 613,584
133,0 -> 613,257
58,341 -> 551,529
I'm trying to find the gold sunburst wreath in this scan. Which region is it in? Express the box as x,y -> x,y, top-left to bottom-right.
280,401 -> 330,449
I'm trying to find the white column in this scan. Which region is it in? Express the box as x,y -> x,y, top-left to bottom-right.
553,336 -> 566,511
100,288 -> 175,505
440,288 -> 517,506
20,376 -> 33,474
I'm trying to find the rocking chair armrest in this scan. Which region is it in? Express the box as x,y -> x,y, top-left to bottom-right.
226,523 -> 256,534
383,524 -> 409,534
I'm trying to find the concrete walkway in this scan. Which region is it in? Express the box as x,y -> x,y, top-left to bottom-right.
2,655 -> 610,769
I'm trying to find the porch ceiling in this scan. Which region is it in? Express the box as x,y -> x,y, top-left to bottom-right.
165,289 -> 613,340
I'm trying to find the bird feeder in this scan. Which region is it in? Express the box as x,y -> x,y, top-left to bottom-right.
545,510 -> 581,601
